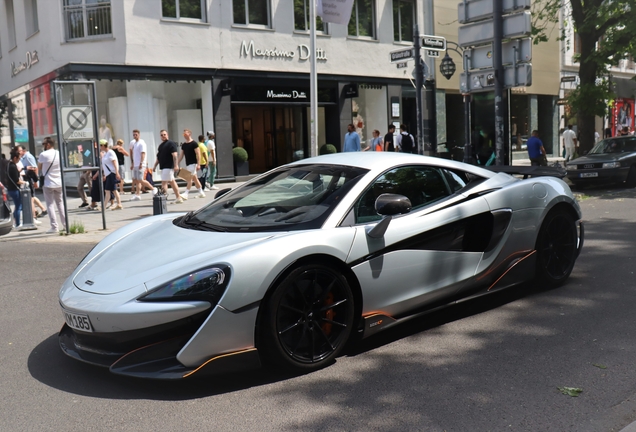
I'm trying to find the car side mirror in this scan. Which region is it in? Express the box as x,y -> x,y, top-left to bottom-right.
375,193 -> 412,216
215,188 -> 232,199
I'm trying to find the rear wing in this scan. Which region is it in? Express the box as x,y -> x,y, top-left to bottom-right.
484,165 -> 566,179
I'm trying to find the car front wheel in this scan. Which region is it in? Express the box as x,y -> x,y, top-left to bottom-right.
535,209 -> 578,288
260,264 -> 354,371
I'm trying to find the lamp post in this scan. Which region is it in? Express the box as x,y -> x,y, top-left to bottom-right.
439,41 -> 473,164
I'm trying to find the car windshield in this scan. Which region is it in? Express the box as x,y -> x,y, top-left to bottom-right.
588,137 -> 636,154
181,164 -> 368,232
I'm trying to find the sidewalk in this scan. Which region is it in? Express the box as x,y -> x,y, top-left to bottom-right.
0,181 -> 244,244
0,155 -> 567,245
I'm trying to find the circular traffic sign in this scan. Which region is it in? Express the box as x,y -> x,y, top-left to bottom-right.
66,108 -> 89,131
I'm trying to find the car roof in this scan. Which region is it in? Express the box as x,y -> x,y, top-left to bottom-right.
287,152 -> 497,178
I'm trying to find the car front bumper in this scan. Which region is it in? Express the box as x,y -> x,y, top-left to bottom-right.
566,166 -> 629,183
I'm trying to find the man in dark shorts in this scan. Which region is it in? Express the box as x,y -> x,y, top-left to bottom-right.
384,124 -> 396,152
153,130 -> 183,203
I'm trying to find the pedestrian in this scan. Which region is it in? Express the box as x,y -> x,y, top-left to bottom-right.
343,123 -> 360,152
526,130 -> 547,166
370,129 -> 383,151
619,126 -> 630,136
113,138 -> 129,195
129,129 -> 156,201
153,130 -> 183,203
177,129 -> 205,199
77,169 -> 92,208
594,129 -> 600,144
6,147 -> 24,227
206,131 -> 219,190
384,124 -> 396,152
562,124 -> 577,164
18,145 -> 45,223
197,135 -> 209,190
37,137 -> 66,234
99,141 -> 123,210
397,124 -> 415,154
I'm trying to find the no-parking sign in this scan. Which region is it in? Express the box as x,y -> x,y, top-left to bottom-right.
60,105 -> 94,140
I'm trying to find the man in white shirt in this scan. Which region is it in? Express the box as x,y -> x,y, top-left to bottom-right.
206,131 -> 218,190
37,137 -> 66,233
128,129 -> 156,201
562,125 -> 577,164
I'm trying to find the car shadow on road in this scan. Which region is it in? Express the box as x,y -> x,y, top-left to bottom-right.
27,334 -> 301,401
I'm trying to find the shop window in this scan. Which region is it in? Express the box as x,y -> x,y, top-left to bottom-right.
233,0 -> 270,27
6,0 -> 17,49
293,0 -> 325,33
162,0 -> 207,22
63,0 -> 112,41
25,0 -> 39,36
348,0 -> 376,39
392,0 -> 414,43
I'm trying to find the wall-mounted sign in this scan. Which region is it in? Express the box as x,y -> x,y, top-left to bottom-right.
10,50 -> 39,78
343,84 -> 358,98
240,40 -> 327,61
233,85 -> 337,103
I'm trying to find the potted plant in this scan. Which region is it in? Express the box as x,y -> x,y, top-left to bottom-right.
319,144 -> 337,155
233,146 -> 249,176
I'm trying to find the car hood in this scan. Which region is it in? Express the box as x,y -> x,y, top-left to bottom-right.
571,153 -> 625,164
73,217 -> 276,295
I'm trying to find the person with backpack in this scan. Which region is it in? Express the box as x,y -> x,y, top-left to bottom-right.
396,124 -> 415,154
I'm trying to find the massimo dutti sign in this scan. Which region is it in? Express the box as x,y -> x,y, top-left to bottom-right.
11,50 -> 39,77
240,40 -> 327,61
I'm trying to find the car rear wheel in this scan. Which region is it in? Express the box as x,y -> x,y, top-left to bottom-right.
535,210 -> 578,288
625,165 -> 636,188
260,264 -> 354,371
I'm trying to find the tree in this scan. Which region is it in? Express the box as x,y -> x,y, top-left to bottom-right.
533,0 -> 636,153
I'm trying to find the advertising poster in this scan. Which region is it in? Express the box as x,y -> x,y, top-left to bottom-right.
613,98 -> 634,136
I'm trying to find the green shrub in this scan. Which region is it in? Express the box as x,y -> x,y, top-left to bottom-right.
69,220 -> 85,234
233,147 -> 249,163
319,144 -> 337,155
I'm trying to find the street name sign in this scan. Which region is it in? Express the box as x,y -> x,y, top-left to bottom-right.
421,35 -> 446,51
561,75 -> 577,83
390,47 -> 414,63
60,106 -> 94,140
459,63 -> 532,93
458,11 -> 532,47
556,98 -> 569,106
458,0 -> 531,24
465,38 -> 532,69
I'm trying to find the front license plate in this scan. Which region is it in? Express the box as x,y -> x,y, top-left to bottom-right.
580,172 -> 598,178
62,309 -> 93,332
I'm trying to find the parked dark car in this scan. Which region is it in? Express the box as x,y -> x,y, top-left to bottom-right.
0,183 -> 13,237
566,136 -> 636,187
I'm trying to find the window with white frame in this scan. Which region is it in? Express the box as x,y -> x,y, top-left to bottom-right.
162,0 -> 207,22
348,0 -> 375,39
63,0 -> 112,41
6,0 -> 17,49
233,0 -> 270,27
393,0 -> 413,43
294,0 -> 325,32
25,0 -> 40,36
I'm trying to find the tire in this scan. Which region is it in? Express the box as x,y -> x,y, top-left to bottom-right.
625,165 -> 636,188
535,209 -> 578,288
260,264 -> 354,371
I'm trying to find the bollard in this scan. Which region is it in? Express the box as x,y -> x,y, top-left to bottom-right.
153,190 -> 167,215
20,184 -> 37,230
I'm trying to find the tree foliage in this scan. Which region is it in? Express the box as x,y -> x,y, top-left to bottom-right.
532,0 -> 636,151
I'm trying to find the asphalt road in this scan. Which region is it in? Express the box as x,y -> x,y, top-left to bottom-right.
2,183 -> 636,431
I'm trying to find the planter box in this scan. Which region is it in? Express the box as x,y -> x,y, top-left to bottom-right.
234,161 -> 249,176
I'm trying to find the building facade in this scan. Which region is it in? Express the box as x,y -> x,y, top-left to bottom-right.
0,0 -> 564,177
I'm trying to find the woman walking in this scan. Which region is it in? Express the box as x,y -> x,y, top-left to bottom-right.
100,141 -> 123,210
6,147 -> 24,227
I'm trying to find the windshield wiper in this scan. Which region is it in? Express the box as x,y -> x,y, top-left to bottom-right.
180,212 -> 227,232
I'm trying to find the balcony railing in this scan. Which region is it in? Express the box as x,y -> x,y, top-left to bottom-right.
64,2 -> 112,41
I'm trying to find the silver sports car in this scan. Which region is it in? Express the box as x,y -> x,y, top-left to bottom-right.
58,153 -> 583,379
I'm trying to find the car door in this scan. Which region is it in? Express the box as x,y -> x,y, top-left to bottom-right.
345,165 -> 492,318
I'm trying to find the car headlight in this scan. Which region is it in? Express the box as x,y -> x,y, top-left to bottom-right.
568,165 -> 577,171
602,162 -> 621,168
139,265 -> 230,304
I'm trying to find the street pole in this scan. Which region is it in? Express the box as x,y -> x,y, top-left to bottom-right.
414,25 -> 424,155
463,93 -> 472,163
493,0 -> 505,165
309,0 -> 318,157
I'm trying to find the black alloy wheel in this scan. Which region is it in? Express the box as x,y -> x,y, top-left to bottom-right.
261,264 -> 354,371
535,210 -> 578,287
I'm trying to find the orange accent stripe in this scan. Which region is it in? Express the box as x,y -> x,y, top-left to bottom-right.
182,348 -> 257,378
487,250 -> 536,291
362,312 -> 394,319
476,250 -> 533,281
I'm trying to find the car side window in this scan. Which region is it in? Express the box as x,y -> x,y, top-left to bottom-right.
354,166 -> 450,224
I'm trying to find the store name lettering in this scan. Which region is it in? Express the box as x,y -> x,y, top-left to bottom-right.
240,40 -> 327,61
266,90 -> 308,99
10,50 -> 39,78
